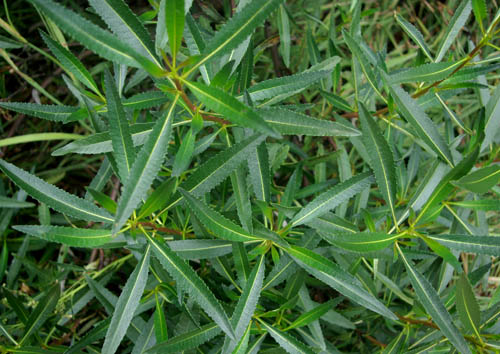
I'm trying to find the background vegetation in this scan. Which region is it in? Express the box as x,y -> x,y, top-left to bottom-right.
0,0 -> 499,353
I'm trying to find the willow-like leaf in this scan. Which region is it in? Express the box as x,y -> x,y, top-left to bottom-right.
13,225 -> 113,248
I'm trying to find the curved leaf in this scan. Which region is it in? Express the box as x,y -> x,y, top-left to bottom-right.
319,232 -> 401,252
395,14 -> 432,61
0,102 -> 80,123
428,234 -> 500,257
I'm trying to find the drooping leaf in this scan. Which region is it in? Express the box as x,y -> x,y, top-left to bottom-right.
287,245 -> 396,320
13,225 -> 113,248
0,159 -> 113,223
395,14 -> 433,61
257,107 -> 360,136
358,102 -> 398,224
183,80 -> 279,138
0,102 -> 80,123
389,84 -> 454,166
435,0 -> 472,62
456,272 -> 481,337
397,245 -> 471,354
189,0 -> 283,73
259,320 -> 315,354
145,233 -> 235,339
40,31 -> 100,96
104,69 -> 136,181
113,96 -> 178,234
102,245 -> 151,354
290,172 -> 374,226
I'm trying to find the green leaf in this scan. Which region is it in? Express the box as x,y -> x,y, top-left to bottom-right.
189,0 -> 283,73
290,172 -> 374,226
166,0 -> 185,58
455,165 -> 500,194
146,322 -> 221,353
168,239 -> 248,259
166,134 -> 267,209
382,329 -> 407,354
456,272 -> 481,337
183,80 -> 279,138
243,71 -> 329,102
223,255 -> 265,353
284,299 -> 334,331
389,84 -> 454,166
277,4 -> 291,68
179,189 -> 263,243
138,178 -> 176,219
0,102 -> 80,123
172,128 -> 195,177
145,233 -> 235,339
448,199 -> 500,211
65,319 -> 111,354
287,245 -> 396,320
419,234 -> 462,272
321,90 -> 354,112
13,225 -> 113,248
435,0 -> 472,62
415,147 -> 478,224
319,232 -> 401,252
0,196 -> 34,209
40,31 -> 100,96
102,245 -> 151,354
259,320 -> 315,354
306,213 -> 358,234
428,234 -> 500,257
257,107 -> 360,136
154,295 -> 168,343
397,246 -> 471,354
481,84 -> 500,151
395,14 -> 433,61
389,62 -> 461,84
472,0 -> 487,25
87,0 -> 162,70
104,69 -> 136,181
19,284 -> 60,346
358,102 -> 398,225
0,159 -> 113,223
248,142 -> 270,202
113,96 -> 178,234
28,0 -> 146,68
86,188 -> 117,214
231,165 -> 253,232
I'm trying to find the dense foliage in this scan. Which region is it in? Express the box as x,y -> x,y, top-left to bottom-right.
0,0 -> 500,352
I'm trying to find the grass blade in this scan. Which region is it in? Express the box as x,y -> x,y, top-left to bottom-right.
0,159 -> 113,223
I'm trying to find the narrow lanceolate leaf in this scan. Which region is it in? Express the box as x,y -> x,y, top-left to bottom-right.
448,199 -> 500,211
321,90 -> 354,112
0,102 -> 79,123
248,142 -> 270,202
428,234 -> 500,257
0,197 -> 34,208
319,232 -> 401,253
183,80 -> 279,138
146,322 -> 221,353
191,0 -> 283,72
0,160 -> 113,223
435,0 -> 472,62
284,299 -> 334,331
102,245 -> 151,354
291,172 -> 374,226
395,14 -> 433,61
145,234 -> 235,339
19,284 -> 60,346
13,225 -> 112,248
168,239 -> 244,259
179,189 -> 261,243
113,96 -> 178,234
456,272 -> 481,337
358,103 -> 398,224
389,84 -> 453,166
472,0 -> 487,25
172,128 -> 195,177
259,320 -> 315,354
278,4 -> 290,67
167,134 -> 266,209
481,84 -> 500,151
257,108 -> 360,136
87,0 -> 161,70
104,69 -> 136,181
40,31 -> 100,96
389,61 -> 460,84
455,165 -> 500,194
287,245 -> 396,320
223,256 -> 265,353
28,0 -> 141,67
243,71 -> 329,102
397,246 -> 471,354
166,0 -> 185,58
